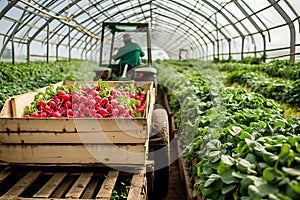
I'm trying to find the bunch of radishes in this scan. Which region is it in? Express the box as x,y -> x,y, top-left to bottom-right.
24,82 -> 147,119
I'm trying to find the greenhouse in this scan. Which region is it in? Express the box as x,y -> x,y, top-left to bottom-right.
0,1 -> 300,200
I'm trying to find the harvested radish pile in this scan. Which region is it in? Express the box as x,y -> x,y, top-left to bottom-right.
24,80 -> 147,118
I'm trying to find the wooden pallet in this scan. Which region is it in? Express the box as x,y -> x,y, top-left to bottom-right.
0,166 -> 146,200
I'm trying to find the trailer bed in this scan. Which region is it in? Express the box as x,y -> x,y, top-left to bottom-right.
0,165 -> 146,200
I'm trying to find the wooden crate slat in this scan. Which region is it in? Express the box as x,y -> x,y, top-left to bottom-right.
11,92 -> 37,118
96,170 -> 119,199
81,178 -> 100,199
65,172 -> 93,198
0,98 -> 13,117
2,171 -> 42,198
127,173 -> 146,200
50,177 -> 75,198
0,118 -> 147,132
0,131 -> 147,144
0,144 -> 146,165
0,166 -> 13,184
33,172 -> 67,198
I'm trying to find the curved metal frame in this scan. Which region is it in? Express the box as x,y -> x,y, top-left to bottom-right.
0,0 -> 299,63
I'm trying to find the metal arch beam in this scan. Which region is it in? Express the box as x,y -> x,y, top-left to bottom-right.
152,3 -> 216,45
57,0 -> 151,48
152,28 -> 203,59
238,0 -> 271,41
166,0 -> 230,40
152,12 -> 207,54
232,0 -> 266,61
268,0 -> 296,63
200,0 -> 247,59
0,0 -> 19,20
0,9 -> 27,60
164,0 -> 231,60
151,23 -> 203,59
70,5 -> 152,51
152,18 -> 203,58
29,0 -> 82,42
284,0 -> 300,32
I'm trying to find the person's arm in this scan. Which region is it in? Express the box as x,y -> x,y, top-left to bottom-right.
139,46 -> 145,57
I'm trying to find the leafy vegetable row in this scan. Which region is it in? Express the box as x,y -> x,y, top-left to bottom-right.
0,60 -> 97,111
157,60 -> 300,200
217,60 -> 300,80
226,70 -> 300,107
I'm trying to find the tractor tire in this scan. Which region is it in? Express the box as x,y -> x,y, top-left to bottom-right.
150,104 -> 170,199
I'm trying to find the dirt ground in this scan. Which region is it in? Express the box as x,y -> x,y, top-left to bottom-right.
157,86 -> 187,200
162,159 -> 187,200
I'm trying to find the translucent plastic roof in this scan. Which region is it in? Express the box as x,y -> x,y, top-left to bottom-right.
0,0 -> 299,62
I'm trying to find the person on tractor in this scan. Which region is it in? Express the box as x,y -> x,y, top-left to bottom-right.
112,33 -> 145,77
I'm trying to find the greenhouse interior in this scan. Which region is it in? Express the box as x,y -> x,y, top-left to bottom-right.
0,1 -> 300,200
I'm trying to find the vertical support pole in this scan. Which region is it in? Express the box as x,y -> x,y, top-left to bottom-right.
11,36 -> 15,65
228,38 -> 231,60
147,24 -> 152,67
99,24 -> 105,67
268,0 -> 295,63
241,37 -> 245,60
68,26 -> 71,62
46,21 -> 49,63
56,44 -> 59,61
109,32 -> 115,65
27,40 -> 31,63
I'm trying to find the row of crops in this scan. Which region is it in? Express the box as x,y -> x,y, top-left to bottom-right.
0,60 -> 98,110
156,60 -> 300,200
217,60 -> 300,107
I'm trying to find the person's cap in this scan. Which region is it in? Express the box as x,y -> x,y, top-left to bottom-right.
123,34 -> 131,41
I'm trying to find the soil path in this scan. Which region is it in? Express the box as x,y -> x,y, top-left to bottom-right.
157,87 -> 187,200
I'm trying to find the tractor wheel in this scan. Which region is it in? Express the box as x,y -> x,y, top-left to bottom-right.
150,104 -> 170,199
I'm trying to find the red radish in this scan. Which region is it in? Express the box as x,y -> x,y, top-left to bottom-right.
80,96 -> 88,103
66,109 -> 73,116
72,93 -> 80,101
48,101 -> 56,108
87,94 -> 93,100
112,108 -> 119,117
90,109 -> 97,116
79,103 -> 86,111
72,103 -> 79,110
31,112 -> 39,118
40,112 -> 47,118
91,90 -> 98,97
61,94 -> 70,101
38,100 -> 46,107
102,97 -> 109,105
94,96 -> 102,103
44,106 -> 52,113
24,115 -> 31,118
64,101 -> 72,108
79,113 -> 86,118
57,90 -> 66,97
83,107 -> 90,115
73,110 -> 79,117
111,99 -> 118,107
52,112 -> 61,118
111,89 -> 118,96
106,104 -> 113,112
117,105 -> 125,113
99,108 -> 108,117
94,113 -> 102,118
88,99 -> 96,107
54,98 -> 61,104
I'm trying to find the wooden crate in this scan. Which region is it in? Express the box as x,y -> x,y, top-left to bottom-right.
0,165 -> 146,200
0,81 -> 155,167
